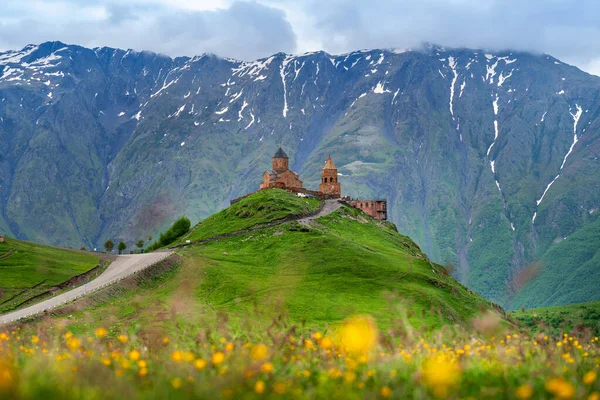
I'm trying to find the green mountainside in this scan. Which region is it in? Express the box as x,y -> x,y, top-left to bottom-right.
56,190 -> 500,335
0,237 -> 99,313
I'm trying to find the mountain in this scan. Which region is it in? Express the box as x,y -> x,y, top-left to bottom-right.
1,41 -> 599,309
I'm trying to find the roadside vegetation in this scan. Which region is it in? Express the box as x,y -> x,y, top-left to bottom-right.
0,238 -> 99,314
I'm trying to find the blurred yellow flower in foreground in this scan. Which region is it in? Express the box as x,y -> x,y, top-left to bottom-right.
171,351 -> 183,362
95,328 -> 108,339
212,352 -> 225,365
118,335 -> 128,344
515,384 -> 533,399
250,344 -> 269,361
0,359 -> 14,391
380,386 -> 392,398
420,356 -> 462,398
254,380 -> 265,394
129,350 -> 141,361
66,337 -> 81,351
319,337 -> 333,350
545,377 -> 575,399
337,316 -> 378,355
583,370 -> 597,385
194,359 -> 207,370
171,377 -> 182,389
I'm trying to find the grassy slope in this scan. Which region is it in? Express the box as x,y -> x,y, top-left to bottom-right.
182,189 -> 321,243
510,301 -> 600,336
0,237 -> 99,313
56,190 -> 499,337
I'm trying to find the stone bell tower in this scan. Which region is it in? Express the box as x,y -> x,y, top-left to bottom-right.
272,147 -> 289,172
319,156 -> 341,198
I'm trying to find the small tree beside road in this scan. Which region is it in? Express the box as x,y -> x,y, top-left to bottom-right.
104,240 -> 114,253
118,241 -> 127,254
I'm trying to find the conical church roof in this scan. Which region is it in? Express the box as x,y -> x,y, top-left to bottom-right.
273,147 -> 289,159
323,156 -> 337,170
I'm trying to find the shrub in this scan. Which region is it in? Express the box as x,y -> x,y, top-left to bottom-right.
147,216 -> 191,251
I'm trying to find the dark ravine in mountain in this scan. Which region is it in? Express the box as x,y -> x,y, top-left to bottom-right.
1,41 -> 599,309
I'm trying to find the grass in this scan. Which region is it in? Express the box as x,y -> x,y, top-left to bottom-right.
510,301 -> 600,336
0,238 -> 99,313
182,189 -> 321,243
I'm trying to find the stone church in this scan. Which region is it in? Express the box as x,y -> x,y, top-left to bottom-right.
255,147 -> 387,220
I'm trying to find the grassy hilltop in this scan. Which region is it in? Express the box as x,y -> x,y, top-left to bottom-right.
55,189 -> 499,335
0,238 -> 99,313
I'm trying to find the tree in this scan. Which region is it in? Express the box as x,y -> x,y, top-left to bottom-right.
136,240 -> 145,253
118,241 -> 126,254
104,240 -> 114,253
148,235 -> 153,242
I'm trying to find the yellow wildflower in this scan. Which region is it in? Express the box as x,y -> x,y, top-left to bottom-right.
255,380 -> 265,394
319,337 -> 333,350
337,315 -> 378,355
95,328 -> 108,338
171,377 -> 182,389
584,371 -> 597,385
250,344 -> 269,361
545,377 -> 575,399
212,351 -> 225,365
172,351 -> 183,362
421,356 -> 462,398
260,362 -> 274,374
194,359 -> 207,370
66,337 -> 81,351
380,386 -> 392,398
129,350 -> 141,361
515,384 -> 533,399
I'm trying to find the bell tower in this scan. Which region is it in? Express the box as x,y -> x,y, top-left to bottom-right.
272,147 -> 289,172
319,156 -> 341,197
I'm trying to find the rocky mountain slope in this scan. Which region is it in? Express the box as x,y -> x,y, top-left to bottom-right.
1,41 -> 599,308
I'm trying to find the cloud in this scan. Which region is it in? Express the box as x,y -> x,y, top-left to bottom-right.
274,0 -> 600,75
0,1 -> 296,60
0,0 -> 598,76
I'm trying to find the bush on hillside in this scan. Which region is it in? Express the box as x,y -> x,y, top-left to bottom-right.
147,216 -> 191,251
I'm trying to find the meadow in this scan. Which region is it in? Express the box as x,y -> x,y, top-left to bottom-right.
0,310 -> 598,399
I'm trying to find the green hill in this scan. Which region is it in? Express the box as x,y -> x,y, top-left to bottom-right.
0,237 -> 99,313
510,301 -> 600,336
182,189 -> 321,243
55,189 -> 501,337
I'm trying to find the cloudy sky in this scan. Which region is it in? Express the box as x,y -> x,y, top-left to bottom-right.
1,0 -> 599,75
